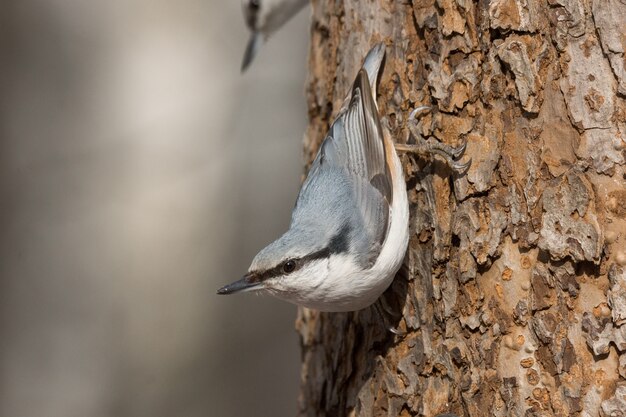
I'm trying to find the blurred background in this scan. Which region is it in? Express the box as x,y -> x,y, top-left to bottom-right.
0,1 -> 308,416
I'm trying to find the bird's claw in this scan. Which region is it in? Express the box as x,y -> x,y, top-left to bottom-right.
373,299 -> 405,336
452,156 -> 472,173
450,140 -> 466,159
387,325 -> 405,336
408,105 -> 431,121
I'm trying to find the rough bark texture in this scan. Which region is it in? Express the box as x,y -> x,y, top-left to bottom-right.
296,1 -> 626,416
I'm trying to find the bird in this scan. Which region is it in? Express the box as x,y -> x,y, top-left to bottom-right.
218,43 -> 468,312
240,0 -> 308,72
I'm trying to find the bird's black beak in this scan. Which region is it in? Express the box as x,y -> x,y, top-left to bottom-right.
216,273 -> 261,295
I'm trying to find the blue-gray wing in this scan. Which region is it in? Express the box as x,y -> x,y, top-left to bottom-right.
324,70 -> 391,201
297,68 -> 391,264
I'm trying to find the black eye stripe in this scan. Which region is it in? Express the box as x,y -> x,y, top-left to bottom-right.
247,224 -> 353,283
248,247 -> 332,283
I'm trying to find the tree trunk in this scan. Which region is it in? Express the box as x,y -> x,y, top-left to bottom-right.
296,1 -> 626,416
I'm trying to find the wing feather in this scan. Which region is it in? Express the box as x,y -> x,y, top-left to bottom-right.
327,70 -> 391,202
294,45 -> 391,266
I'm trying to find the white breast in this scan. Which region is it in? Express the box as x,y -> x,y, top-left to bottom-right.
293,142 -> 409,312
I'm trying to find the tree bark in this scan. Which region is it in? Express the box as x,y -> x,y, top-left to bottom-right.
296,1 -> 626,416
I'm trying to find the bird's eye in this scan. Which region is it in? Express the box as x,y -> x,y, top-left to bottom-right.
282,260 -> 297,274
249,0 -> 260,10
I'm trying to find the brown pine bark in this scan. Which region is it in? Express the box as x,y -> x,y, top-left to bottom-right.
296,1 -> 626,416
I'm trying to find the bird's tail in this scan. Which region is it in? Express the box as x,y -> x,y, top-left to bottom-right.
361,43 -> 386,98
241,32 -> 263,72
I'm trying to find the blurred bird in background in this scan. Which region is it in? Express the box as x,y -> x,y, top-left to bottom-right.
241,0 -> 309,71
0,1 -> 308,416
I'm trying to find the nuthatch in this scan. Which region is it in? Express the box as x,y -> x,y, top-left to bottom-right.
240,0 -> 308,71
219,43 -> 469,312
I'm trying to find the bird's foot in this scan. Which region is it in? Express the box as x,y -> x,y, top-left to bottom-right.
395,106 -> 471,174
374,298 -> 405,336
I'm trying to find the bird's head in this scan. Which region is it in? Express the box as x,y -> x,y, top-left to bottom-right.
242,0 -> 263,31
217,223 -> 356,306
